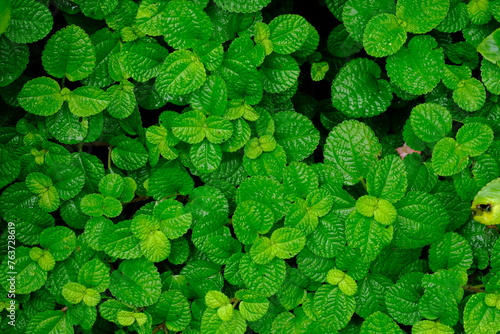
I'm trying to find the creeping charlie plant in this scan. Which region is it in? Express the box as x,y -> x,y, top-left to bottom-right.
1,0 -> 500,333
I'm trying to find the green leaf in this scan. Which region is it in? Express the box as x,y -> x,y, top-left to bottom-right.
453,77 -> 486,112
385,272 -> 424,325
190,75 -> 228,116
236,176 -> 287,221
156,49 -> 206,97
212,0 -> 271,13
140,229 -> 171,262
5,0 -> 52,43
355,274 -> 393,318
283,162 -> 319,200
107,81 -> 137,119
327,24 -> 363,58
46,105 -> 87,144
42,25 -> 96,81
342,0 -> 396,42
305,189 -> 333,217
221,118 -> 251,152
327,269 -> 358,296
18,77 -> 63,116
110,136 -> 148,171
146,290 -> 191,332
396,0 -> 449,34
331,57 -> 392,117
273,111 -> 320,163
363,13 -> 407,57
387,35 -> 444,95
161,0 -> 212,49
120,37 -> 168,82
346,211 -> 390,261
205,290 -> 230,309
26,310 -> 72,334
468,0 -> 492,25
324,119 -> 382,185
463,292 -> 500,334
149,161 -> 194,199
68,86 -> 110,117
190,140 -> 222,173
429,232 -> 473,272
236,290 -> 269,322
311,61 -> 329,81
271,227 -> 306,260
477,28 -> 500,64
367,155 -> 407,203
437,1 -> 468,33
82,28 -> 120,87
239,254 -> 286,297
233,200 -> 274,245
205,116 -> 233,144
62,282 -> 86,304
0,247 -> 46,294
78,258 -> 110,293
99,173 -> 124,198
410,103 -> 452,143
432,137 -> 469,176
153,199 -> 192,239
40,226 -> 76,261
412,320 -> 454,334
418,287 -> 458,326
393,192 -> 449,249
201,308 -> 246,334
313,284 -> 356,331
0,35 -> 28,87
81,193 -> 122,218
260,53 -> 299,93
109,257 -> 161,307
456,122 -> 494,157
268,14 -> 311,54
360,311 -> 403,334
243,144 -> 287,180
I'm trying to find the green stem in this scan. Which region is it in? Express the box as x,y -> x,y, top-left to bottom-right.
107,146 -> 113,173
359,177 -> 367,191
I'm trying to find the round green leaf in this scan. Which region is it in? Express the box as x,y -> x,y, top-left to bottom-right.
260,53 -> 299,93
172,109 -> 206,144
233,200 -> 275,245
109,257 -> 162,307
363,13 -> 407,57
436,1 -> 468,33
110,136 -> 148,171
239,255 -> 286,297
269,14 -> 311,54
99,173 -> 124,198
147,290 -> 191,331
153,199 -> 192,239
42,25 -> 96,81
18,77 -> 63,116
62,282 -> 86,304
273,111 -> 320,162
78,258 -> 110,293
367,155 -> 407,203
412,320 -> 454,334
5,0 -> 52,44
68,86 -> 110,117
46,105 -> 88,144
190,140 -> 222,174
463,293 -> 500,334
106,81 -> 137,119
324,119 -> 382,185
40,226 -> 76,261
453,77 -> 486,112
327,24 -> 363,58
456,122 -> 494,157
120,37 -> 168,82
396,0 -> 449,34
205,116 -> 233,144
387,35 -> 444,95
82,28 -> 121,87
190,75 -> 228,116
155,49 -> 206,97
342,0 -> 396,42
385,272 -> 424,325
468,0 -> 492,25
331,57 -> 392,117
271,227 -> 306,260
432,137 -> 469,176
410,103 -> 452,143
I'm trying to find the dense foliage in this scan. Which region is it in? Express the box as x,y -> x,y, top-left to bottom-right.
1,0 -> 500,333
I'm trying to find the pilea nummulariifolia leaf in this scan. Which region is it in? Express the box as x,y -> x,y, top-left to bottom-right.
1,0 -> 500,333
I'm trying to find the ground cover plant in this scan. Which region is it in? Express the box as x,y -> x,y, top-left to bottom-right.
1,0 -> 500,333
